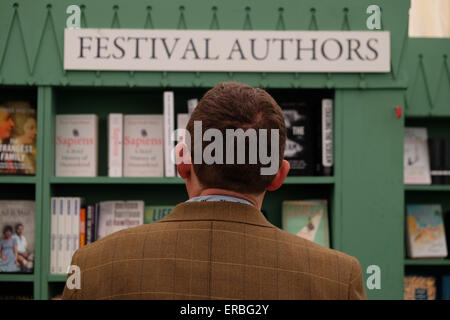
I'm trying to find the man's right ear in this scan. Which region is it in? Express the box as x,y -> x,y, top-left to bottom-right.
266,160 -> 290,191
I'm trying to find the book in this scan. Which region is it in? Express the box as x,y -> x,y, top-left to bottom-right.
404,275 -> 436,300
282,200 -> 329,247
123,115 -> 164,177
55,114 -> 98,177
144,205 -> 174,224
406,204 -> 448,258
79,207 -> 86,248
444,139 -> 450,184
50,198 -> 58,274
187,98 -> 198,115
315,99 -> 333,176
96,201 -> 144,240
0,101 -> 37,175
164,92 -> 175,177
428,138 -> 445,185
85,205 -> 94,245
56,198 -> 64,274
0,200 -> 35,273
281,102 -> 315,176
442,275 -> 450,300
108,113 -> 123,177
404,127 -> 431,185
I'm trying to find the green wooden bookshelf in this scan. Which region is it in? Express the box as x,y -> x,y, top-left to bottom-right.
3,0 -> 448,301
405,259 -> 450,266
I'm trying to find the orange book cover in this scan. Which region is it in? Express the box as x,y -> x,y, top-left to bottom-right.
79,208 -> 86,248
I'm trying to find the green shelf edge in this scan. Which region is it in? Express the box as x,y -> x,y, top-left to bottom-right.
0,273 -> 35,282
404,259 -> 450,266
405,185 -> 450,192
47,274 -> 68,283
48,176 -> 335,185
0,176 -> 36,184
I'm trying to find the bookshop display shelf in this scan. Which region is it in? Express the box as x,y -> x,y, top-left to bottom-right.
0,176 -> 37,184
0,0 -> 414,300
405,260 -> 450,266
405,185 -> 450,192
0,274 -> 35,282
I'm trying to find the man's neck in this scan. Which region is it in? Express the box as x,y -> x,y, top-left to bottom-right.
197,188 -> 262,209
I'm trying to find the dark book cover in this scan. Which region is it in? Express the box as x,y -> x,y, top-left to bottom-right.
86,205 -> 94,245
0,101 -> 37,175
428,138 -> 445,185
444,139 -> 450,185
281,102 -> 315,176
315,99 -> 334,176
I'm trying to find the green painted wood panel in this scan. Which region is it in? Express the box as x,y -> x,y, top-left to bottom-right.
339,89 -> 404,299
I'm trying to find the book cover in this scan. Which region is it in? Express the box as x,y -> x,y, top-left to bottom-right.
281,102 -> 315,176
97,201 -> 144,240
315,99 -> 333,176
428,138 -> 445,185
56,198 -> 64,274
123,115 -> 164,177
442,275 -> 450,300
0,201 -> 35,273
79,207 -> 86,248
0,101 -> 37,175
55,114 -> 98,177
85,205 -> 94,245
404,275 -> 436,300
108,113 -> 123,177
144,205 -> 174,224
50,198 -> 59,274
164,92 -> 175,177
406,204 -> 448,258
404,127 -> 431,185
282,200 -> 329,247
187,98 -> 198,115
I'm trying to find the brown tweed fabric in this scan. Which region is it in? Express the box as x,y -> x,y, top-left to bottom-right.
62,201 -> 367,300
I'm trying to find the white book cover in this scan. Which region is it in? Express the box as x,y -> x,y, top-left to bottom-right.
70,198 -> 81,267
123,115 -> 164,177
108,113 -> 123,177
111,201 -> 144,234
164,92 -> 175,177
96,201 -> 115,240
50,197 -> 59,274
56,198 -> 65,274
176,113 -> 190,177
55,114 -> 98,177
187,98 -> 198,115
63,198 -> 72,274
404,127 -> 431,185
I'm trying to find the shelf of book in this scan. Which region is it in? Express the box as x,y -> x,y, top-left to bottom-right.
405,259 -> 450,266
0,176 -> 36,184
405,185 -> 450,192
0,274 -> 35,282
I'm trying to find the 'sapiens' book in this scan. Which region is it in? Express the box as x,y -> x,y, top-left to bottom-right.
55,114 -> 98,177
96,201 -> 144,240
0,200 -> 35,273
404,127 -> 431,185
108,113 -> 123,177
404,275 -> 436,300
123,115 -> 164,177
164,92 -> 175,177
144,205 -> 174,224
281,102 -> 315,176
282,200 -> 329,247
187,98 -> 198,115
0,101 -> 37,175
316,99 -> 333,176
406,204 -> 448,258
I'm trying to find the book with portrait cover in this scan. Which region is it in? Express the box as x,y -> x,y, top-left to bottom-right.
55,114 -> 98,177
404,275 -> 436,300
282,200 -> 329,248
406,204 -> 448,258
404,127 -> 431,185
144,205 -> 174,224
123,115 -> 164,177
0,201 -> 35,273
0,101 -> 37,175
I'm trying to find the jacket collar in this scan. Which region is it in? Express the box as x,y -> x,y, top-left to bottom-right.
159,201 -> 274,228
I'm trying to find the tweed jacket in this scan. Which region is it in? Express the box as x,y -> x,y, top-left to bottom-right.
62,201 -> 367,300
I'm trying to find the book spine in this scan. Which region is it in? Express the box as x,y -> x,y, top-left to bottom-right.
80,207 -> 86,248
71,198 -> 80,265
94,202 -> 99,241
50,198 -> 58,274
57,198 -> 64,274
187,98 -> 198,115
86,205 -> 93,244
64,198 -> 71,273
321,99 -> 333,176
428,138 -> 444,185
108,113 -> 123,177
164,91 -> 176,177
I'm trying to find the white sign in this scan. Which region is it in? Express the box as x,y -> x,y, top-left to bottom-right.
64,29 -> 390,72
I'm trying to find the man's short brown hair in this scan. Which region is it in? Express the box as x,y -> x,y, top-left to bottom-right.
186,82 -> 286,194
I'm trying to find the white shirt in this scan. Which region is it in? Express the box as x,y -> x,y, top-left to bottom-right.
12,234 -> 27,253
